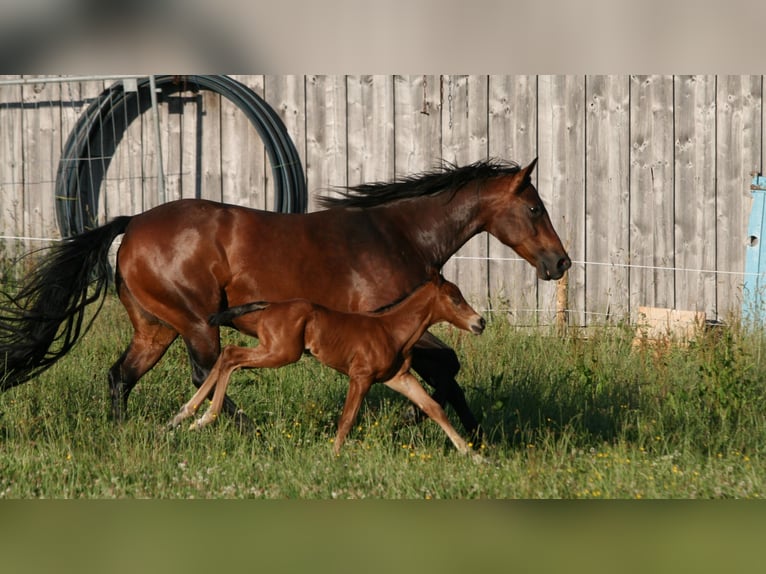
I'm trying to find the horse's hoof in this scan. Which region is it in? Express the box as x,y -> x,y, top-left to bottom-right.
232,409 -> 256,433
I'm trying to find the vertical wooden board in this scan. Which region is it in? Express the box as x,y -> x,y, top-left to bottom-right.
221,75 -> 266,209
21,77 -> 61,241
0,77 -> 24,259
162,83 -> 185,204
199,91 -> 223,202
180,90 -> 202,200
674,75 -> 717,316
122,85 -> 145,216
537,75 -> 586,326
99,79 -> 126,219
629,75 -> 675,314
140,87 -> 160,210
487,75 -> 538,322
150,84 -> 179,209
716,75 -> 762,318
58,79 -> 86,217
346,75 -> 395,187
393,75 -> 441,175
440,75 -> 489,304
72,79 -> 112,224
585,75 -> 631,323
305,75 -> 347,212
265,75 -> 306,212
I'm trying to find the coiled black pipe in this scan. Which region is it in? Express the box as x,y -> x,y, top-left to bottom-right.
54,75 -> 307,237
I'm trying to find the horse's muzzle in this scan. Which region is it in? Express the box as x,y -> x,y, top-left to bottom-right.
538,254 -> 572,281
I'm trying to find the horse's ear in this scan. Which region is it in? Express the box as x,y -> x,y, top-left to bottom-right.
521,157 -> 538,178
513,157 -> 538,194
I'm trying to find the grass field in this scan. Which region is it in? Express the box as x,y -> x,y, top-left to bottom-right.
0,295 -> 765,499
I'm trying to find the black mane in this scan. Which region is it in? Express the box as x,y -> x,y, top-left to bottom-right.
317,158 -> 522,209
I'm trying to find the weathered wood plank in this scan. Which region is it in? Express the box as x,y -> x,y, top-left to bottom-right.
393,75 -> 441,176
674,75 -> 717,316
305,75 -> 347,211
265,75 -> 306,212
0,76 -> 24,258
537,75 -> 586,325
487,75 -> 538,323
161,82 -> 185,204
441,75 -> 489,304
222,75 -> 266,209
629,74 -> 675,314
585,75 -> 631,323
198,90 -> 223,202
716,75 -> 762,318
21,76 -> 61,241
346,75 -> 395,187
180,88 -> 201,200
102,82 -> 144,219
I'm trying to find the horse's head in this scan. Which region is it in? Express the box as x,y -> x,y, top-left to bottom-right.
430,273 -> 485,335
481,158 -> 571,280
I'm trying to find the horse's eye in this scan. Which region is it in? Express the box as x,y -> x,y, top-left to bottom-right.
529,205 -> 542,216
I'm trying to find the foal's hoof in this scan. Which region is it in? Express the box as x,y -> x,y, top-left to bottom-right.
167,408 -> 194,430
167,414 -> 188,430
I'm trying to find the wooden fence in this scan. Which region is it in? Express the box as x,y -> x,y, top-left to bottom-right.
1,75 -> 764,325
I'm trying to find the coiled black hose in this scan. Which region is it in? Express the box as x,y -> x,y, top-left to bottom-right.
54,75 -> 307,237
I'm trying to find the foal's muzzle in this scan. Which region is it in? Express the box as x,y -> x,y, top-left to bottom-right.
471,316 -> 486,335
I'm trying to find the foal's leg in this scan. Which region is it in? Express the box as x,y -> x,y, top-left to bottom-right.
183,324 -> 257,430
333,373 -> 374,455
384,372 -> 483,462
168,353 -> 226,428
190,342 -> 304,429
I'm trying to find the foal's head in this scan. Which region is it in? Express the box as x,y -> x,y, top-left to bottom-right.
429,275 -> 485,335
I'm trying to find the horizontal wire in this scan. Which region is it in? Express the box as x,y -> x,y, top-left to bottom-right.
451,255 -> 762,277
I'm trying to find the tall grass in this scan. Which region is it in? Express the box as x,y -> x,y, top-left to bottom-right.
0,295 -> 764,498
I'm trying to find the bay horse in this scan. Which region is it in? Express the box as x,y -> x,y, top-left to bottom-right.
0,158 -> 570,440
169,273 -> 485,457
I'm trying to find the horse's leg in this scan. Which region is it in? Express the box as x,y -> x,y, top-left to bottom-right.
108,289 -> 178,422
333,373 -> 373,455
410,331 -> 483,443
384,372 -> 483,462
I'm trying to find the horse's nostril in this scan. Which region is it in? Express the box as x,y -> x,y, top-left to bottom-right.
558,256 -> 572,271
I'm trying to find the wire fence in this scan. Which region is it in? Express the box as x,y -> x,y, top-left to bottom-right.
2,74 -> 765,327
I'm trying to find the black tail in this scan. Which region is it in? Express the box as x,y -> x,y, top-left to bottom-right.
0,216 -> 133,390
209,301 -> 270,327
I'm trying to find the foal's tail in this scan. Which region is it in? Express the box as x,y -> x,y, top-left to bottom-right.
0,216 -> 133,390
209,301 -> 270,327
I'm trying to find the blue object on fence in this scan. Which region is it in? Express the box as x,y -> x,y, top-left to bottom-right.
744,175 -> 766,324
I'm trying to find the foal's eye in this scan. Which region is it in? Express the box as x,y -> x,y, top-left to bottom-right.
529,205 -> 542,217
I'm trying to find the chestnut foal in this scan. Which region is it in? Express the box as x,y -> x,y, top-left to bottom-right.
169,273 -> 485,457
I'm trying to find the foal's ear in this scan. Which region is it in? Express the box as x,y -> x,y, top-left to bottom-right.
428,268 -> 443,283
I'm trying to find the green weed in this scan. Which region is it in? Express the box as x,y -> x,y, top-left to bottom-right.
0,296 -> 764,498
